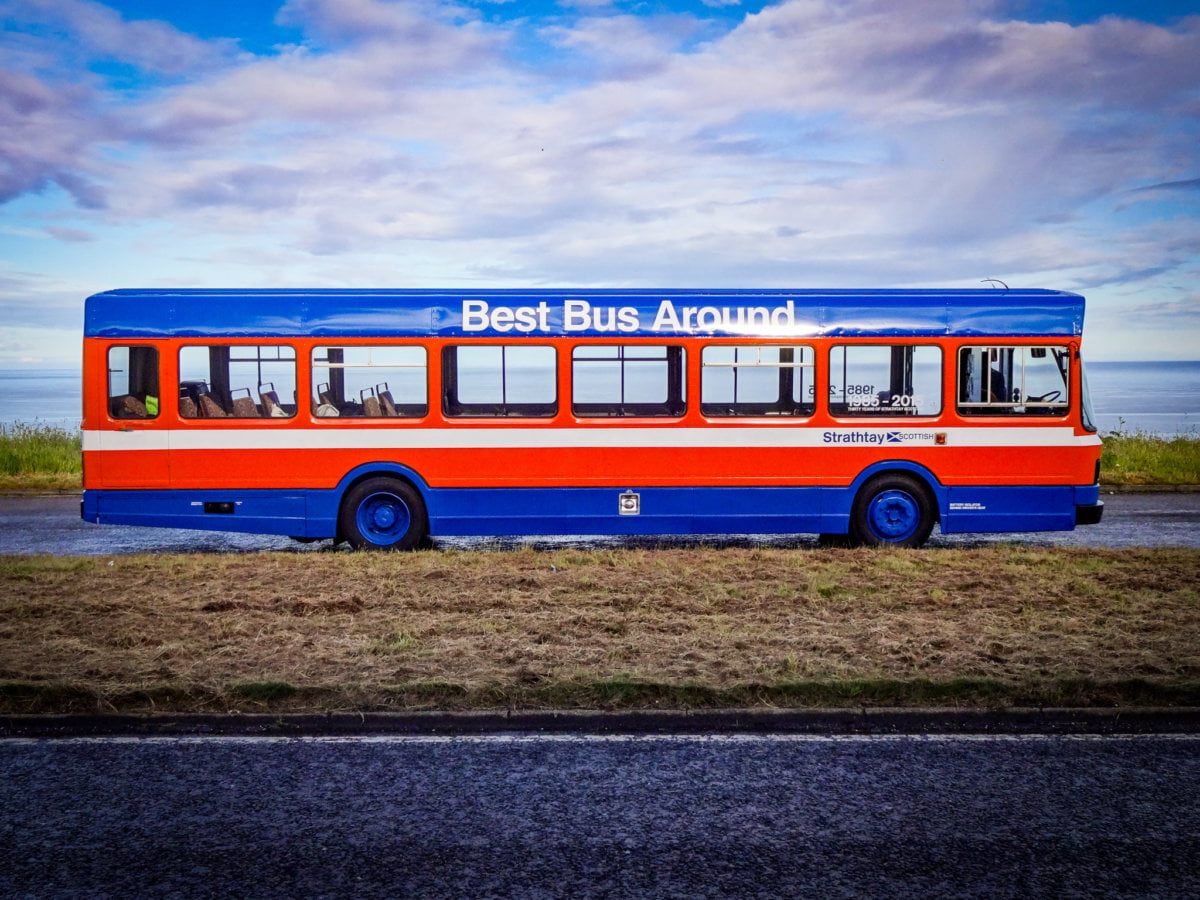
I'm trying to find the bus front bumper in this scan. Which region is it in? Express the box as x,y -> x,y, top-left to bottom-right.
1076,501 -> 1104,526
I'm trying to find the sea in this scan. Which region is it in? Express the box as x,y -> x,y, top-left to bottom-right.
1,361 -> 1196,437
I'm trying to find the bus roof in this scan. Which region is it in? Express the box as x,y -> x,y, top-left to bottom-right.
84,288 -> 1085,339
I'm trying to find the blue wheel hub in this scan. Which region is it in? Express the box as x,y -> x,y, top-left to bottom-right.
356,492 -> 412,545
867,489 -> 920,541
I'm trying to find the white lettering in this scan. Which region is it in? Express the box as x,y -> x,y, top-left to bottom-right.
565,300 -> 591,331
697,306 -> 722,330
461,299 -> 554,333
618,306 -> 640,332
513,306 -> 537,332
652,300 -> 682,331
490,305 -> 514,332
462,300 -> 490,332
744,307 -> 770,330
593,306 -> 618,332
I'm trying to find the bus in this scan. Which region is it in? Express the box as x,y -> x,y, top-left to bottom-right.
81,288 -> 1103,549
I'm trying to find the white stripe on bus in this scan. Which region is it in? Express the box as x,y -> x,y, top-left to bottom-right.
84,427 -> 1103,453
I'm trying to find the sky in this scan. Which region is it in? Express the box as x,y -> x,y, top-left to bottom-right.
1,0 -> 1198,365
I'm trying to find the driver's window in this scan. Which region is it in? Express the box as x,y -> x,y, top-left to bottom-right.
957,346 -> 1070,417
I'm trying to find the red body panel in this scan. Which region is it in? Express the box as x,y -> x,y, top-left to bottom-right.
82,336 -> 1101,492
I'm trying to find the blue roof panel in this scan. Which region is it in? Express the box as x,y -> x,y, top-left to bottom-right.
84,288 -> 1085,339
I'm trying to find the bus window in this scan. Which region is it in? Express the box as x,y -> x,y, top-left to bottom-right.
701,345 -> 815,417
958,346 -> 1070,416
443,345 -> 557,417
179,345 -> 297,418
829,345 -> 942,416
572,345 -> 686,417
312,346 -> 427,418
107,345 -> 159,419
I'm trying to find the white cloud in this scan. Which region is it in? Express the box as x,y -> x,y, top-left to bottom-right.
0,0 -> 1197,360
1,0 -> 238,73
0,67 -> 108,205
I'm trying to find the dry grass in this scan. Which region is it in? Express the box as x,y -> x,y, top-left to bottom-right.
1,547 -> 1197,713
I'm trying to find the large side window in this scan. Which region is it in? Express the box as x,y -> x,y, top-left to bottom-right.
107,345 -> 159,419
442,345 -> 556,417
701,345 -> 814,417
178,345 -> 297,419
572,345 -> 686,417
312,346 -> 427,418
958,346 -> 1070,417
829,345 -> 942,416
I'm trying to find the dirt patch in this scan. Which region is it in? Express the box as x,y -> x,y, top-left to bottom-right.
1,547 -> 1197,712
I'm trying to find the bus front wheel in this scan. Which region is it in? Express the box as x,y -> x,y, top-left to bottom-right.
339,477 -> 428,551
850,474 -> 936,548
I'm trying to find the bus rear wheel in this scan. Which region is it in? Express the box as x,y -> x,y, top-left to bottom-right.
339,477 -> 428,551
850,473 -> 936,548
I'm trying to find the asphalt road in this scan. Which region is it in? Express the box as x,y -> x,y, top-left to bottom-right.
0,491 -> 1197,554
2,733 -> 1197,898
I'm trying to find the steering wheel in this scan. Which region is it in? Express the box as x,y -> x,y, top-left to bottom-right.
1027,389 -> 1061,403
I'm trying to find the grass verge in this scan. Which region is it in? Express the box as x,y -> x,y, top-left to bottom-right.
1,426 -> 1196,491
1100,431 -> 1200,485
1,546 -> 1196,714
0,423 -> 81,491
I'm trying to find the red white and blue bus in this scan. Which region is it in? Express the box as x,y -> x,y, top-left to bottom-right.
82,288 -> 1103,549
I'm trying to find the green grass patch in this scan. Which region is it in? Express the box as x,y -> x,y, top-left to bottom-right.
1100,430 -> 1200,485
0,423 -> 82,491
0,423 -> 1197,489
228,681 -> 299,702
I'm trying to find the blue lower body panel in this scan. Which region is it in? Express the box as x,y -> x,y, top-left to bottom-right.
82,481 -> 1102,540
940,484 -> 1101,534
83,489 -> 313,538
82,486 -> 845,539
426,486 -> 843,536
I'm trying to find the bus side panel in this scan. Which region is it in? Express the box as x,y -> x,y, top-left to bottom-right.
691,486 -> 841,534
424,486 -> 839,537
939,486 -> 1077,533
82,489 -> 310,537
160,436 -> 1098,492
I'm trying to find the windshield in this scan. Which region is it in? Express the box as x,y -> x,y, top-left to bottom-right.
1079,358 -> 1098,433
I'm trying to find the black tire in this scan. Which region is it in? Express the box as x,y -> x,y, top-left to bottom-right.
849,473 -> 936,548
338,477 -> 428,551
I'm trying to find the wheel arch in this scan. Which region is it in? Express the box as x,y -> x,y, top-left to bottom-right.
335,465 -> 433,550
335,461 -> 431,500
846,461 -> 946,523
333,462 -> 433,538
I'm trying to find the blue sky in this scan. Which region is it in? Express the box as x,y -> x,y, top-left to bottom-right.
1,0 -> 1198,364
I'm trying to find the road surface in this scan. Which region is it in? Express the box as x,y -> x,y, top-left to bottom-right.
2,732 -> 1197,898
0,491 -> 1197,554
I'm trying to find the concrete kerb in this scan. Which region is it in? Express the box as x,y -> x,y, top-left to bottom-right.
3,708 -> 1200,739
1102,484 -> 1200,493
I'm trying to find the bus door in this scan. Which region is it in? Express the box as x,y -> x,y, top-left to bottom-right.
98,344 -> 169,487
